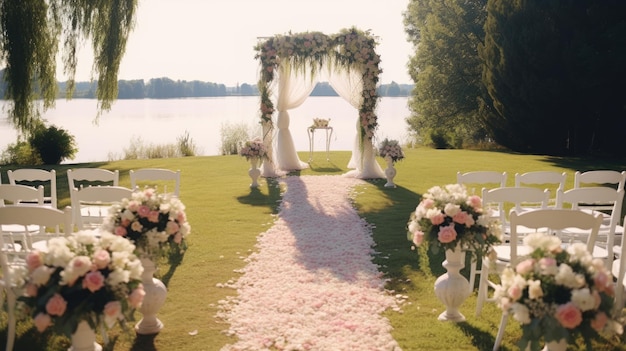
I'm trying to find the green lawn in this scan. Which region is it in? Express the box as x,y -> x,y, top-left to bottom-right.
1,148 -> 625,350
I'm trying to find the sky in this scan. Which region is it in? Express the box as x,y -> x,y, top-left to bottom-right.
63,0 -> 414,86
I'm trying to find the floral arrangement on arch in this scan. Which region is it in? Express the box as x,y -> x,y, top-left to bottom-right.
407,184 -> 501,260
238,137 -> 269,162
311,118 -> 330,128
103,188 -> 190,263
18,231 -> 145,338
495,233 -> 623,351
378,138 -> 404,163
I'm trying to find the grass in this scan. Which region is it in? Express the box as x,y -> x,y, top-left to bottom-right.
1,148 -> 626,350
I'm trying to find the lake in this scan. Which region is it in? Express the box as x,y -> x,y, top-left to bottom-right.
0,96 -> 412,164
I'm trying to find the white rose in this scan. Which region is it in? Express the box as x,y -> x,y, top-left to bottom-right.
107,268 -> 130,286
31,266 -> 54,286
527,280 -> 544,300
571,288 -> 596,312
444,203 -> 461,217
126,259 -> 144,280
511,303 -> 531,324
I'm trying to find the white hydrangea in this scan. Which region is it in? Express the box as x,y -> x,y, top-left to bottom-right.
571,288 -> 596,312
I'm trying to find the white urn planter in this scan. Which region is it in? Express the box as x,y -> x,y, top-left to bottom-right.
433,243 -> 470,322
69,320 -> 102,351
383,156 -> 397,188
135,258 -> 167,335
248,157 -> 261,188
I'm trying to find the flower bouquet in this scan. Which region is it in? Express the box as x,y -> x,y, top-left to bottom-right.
239,137 -> 269,162
311,118 -> 330,128
407,184 -> 501,260
495,233 -> 623,351
378,138 -> 404,163
103,188 -> 190,263
18,231 -> 145,338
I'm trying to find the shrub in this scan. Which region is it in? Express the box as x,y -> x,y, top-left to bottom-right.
29,125 -> 77,164
0,140 -> 42,165
177,130 -> 199,156
220,122 -> 251,155
117,132 -> 200,160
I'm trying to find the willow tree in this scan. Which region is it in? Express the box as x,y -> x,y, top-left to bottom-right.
0,0 -> 138,133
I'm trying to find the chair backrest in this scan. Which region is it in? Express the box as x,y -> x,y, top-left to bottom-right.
70,185 -> 132,229
7,168 -> 57,208
509,209 -> 603,263
556,187 -> 624,263
457,171 -> 507,192
481,186 -> 550,236
67,168 -> 119,189
574,170 -> 626,191
614,214 -> 626,313
130,168 -> 181,196
0,184 -> 44,206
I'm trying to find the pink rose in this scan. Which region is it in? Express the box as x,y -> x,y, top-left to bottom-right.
421,198 -> 435,209
138,205 -> 150,218
121,218 -> 131,227
594,271 -> 610,292
437,224 -> 457,244
127,201 -> 139,212
93,250 -> 111,269
507,284 -> 523,301
45,293 -> 67,316
128,284 -> 146,308
114,226 -> 127,237
166,221 -> 180,235
452,211 -> 474,227
515,259 -> 536,275
82,271 -> 105,292
26,251 -> 43,271
467,195 -> 482,210
34,313 -> 52,332
430,213 -> 445,226
538,257 -> 557,274
148,210 -> 160,223
25,283 -> 38,297
591,311 -> 608,331
177,212 -> 186,223
412,231 -> 424,246
173,232 -> 183,244
555,302 -> 583,329
104,301 -> 122,318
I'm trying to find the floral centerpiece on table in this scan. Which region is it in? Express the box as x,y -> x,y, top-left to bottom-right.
311,118 -> 330,128
238,137 -> 269,162
103,188 -> 190,263
18,231 -> 145,338
378,138 -> 404,163
495,233 -> 623,351
407,184 -> 501,260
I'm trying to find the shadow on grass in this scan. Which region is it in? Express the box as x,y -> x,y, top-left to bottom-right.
130,333 -> 158,351
308,161 -> 343,173
236,177 -> 282,215
455,321 -> 514,351
160,249 -> 186,287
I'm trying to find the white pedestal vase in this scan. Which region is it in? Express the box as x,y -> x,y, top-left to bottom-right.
434,244 -> 470,322
69,320 -> 102,351
248,157 -> 261,188
135,258 -> 167,335
383,156 -> 397,188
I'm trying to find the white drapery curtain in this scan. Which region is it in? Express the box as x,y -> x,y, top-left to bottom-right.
274,63 -> 317,171
328,67 -> 385,179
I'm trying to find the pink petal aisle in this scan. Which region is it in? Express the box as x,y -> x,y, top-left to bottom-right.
217,175 -> 402,351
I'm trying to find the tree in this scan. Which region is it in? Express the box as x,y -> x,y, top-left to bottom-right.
0,0 -> 138,134
404,0 -> 488,148
480,0 -> 626,156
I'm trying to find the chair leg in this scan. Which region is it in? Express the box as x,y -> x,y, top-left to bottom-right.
475,260 -> 490,317
6,290 -> 16,351
492,312 -> 508,351
468,260 -> 478,294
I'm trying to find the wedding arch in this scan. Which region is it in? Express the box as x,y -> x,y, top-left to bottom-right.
255,27 -> 385,179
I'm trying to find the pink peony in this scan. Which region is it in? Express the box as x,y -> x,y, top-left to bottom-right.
515,258 -> 536,275
34,313 -> 52,332
437,224 -> 457,244
26,251 -> 43,271
93,249 -> 111,269
591,311 -> 608,331
45,293 -> 67,316
82,271 -> 105,292
128,284 -> 146,308
430,213 -> 445,226
555,302 -> 583,329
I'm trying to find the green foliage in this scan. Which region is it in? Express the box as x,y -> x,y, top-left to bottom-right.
404,0 -> 489,147
115,133 -> 199,160
29,124 -> 77,164
176,130 -> 198,157
220,122 -> 251,156
480,0 -> 626,156
0,139 -> 42,165
0,0 -> 138,132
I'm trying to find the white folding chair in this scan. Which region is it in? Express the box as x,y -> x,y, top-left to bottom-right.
556,187 -> 624,268
612,215 -> 626,316
130,168 -> 181,197
0,206 -> 72,351
70,186 -> 133,230
457,171 -> 507,292
7,168 -> 57,208
574,170 -> 626,192
0,184 -> 45,243
515,171 -> 567,208
475,187 -> 550,316
492,209 -> 603,351
67,168 -> 119,189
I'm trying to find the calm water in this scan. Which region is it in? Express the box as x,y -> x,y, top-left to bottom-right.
0,96 -> 411,163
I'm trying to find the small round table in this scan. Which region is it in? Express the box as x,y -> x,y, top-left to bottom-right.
307,126 -> 333,162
